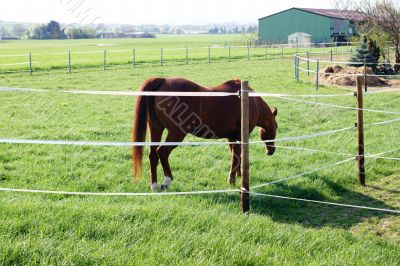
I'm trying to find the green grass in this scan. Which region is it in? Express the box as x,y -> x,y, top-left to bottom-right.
0,34 -> 354,73
0,36 -> 399,265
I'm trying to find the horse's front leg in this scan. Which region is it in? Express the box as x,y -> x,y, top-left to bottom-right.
228,141 -> 241,185
149,146 -> 160,190
157,131 -> 185,189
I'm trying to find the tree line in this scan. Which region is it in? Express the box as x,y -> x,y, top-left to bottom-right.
208,25 -> 257,34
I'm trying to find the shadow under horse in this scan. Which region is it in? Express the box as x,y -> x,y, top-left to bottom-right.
132,77 -> 278,190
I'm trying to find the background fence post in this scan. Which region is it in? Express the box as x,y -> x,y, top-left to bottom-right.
68,49 -> 71,74
186,47 -> 188,65
265,45 -> 268,60
247,46 -> 250,62
316,59 -> 320,91
103,49 -> 106,71
29,52 -> 32,76
228,46 -> 231,62
208,46 -> 211,63
281,45 -> 284,58
294,53 -> 297,80
160,48 -> 163,67
132,48 -> 136,68
241,81 -> 250,213
307,51 -> 310,76
356,77 -> 366,186
330,49 -> 333,62
364,59 -> 367,92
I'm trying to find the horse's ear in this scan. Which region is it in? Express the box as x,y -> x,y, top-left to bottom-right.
273,108 -> 278,117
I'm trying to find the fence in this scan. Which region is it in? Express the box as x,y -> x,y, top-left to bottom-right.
0,82 -> 400,215
0,44 -> 358,75
294,53 -> 400,91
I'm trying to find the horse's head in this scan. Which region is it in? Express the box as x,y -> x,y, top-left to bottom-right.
260,107 -> 278,156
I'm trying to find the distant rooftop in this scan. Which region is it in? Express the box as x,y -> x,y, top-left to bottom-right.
259,7 -> 364,21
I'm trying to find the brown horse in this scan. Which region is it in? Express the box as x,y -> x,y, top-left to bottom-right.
132,77 -> 278,190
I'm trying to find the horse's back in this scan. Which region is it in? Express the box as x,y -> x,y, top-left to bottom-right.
152,77 -> 243,139
160,77 -> 241,93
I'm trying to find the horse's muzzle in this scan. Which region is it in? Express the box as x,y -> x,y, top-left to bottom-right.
266,145 -> 276,156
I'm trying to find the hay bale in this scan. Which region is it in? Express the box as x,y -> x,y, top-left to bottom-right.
317,65 -> 385,87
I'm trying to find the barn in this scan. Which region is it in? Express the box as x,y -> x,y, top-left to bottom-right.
258,8 -> 363,45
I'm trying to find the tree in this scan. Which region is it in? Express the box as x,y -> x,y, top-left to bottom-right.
47,21 -> 66,39
350,35 -> 381,71
335,0 -> 400,72
357,0 -> 400,73
31,25 -> 49,39
13,24 -> 27,39
0,27 -> 10,38
29,21 -> 66,40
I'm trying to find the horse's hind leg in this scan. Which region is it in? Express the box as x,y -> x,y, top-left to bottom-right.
157,130 -> 185,189
149,126 -> 164,190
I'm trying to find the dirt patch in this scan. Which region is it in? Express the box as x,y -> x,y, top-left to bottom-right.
318,65 -> 389,87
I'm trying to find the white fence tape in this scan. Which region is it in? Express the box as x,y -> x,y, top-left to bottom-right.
274,145 -> 354,157
0,87 -> 358,99
297,55 -> 400,67
250,126 -> 355,144
250,157 -> 355,190
278,96 -> 400,116
0,125 -> 355,147
250,192 -> 400,214
0,138 -> 238,147
0,187 -> 240,196
0,62 -> 32,66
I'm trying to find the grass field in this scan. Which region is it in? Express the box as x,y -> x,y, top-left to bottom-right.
0,35 -> 399,265
0,34 -> 354,73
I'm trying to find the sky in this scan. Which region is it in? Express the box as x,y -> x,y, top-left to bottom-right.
0,0 -> 335,25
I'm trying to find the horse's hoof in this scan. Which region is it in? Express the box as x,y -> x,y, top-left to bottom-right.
150,183 -> 160,190
228,176 -> 236,185
161,176 -> 172,190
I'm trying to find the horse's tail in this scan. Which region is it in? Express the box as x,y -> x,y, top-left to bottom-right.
132,77 -> 166,181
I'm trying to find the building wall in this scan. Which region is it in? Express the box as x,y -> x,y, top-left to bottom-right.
259,8 -> 333,44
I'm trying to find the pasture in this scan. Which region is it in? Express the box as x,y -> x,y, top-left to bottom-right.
0,35 -> 399,265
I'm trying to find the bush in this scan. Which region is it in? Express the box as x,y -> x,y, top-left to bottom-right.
350,35 -> 380,71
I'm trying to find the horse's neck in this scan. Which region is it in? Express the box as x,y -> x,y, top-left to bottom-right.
255,99 -> 270,128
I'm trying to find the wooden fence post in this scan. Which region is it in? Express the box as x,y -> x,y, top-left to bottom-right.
132,48 -> 136,68
356,77 -> 366,186
241,81 -> 250,213
29,52 -> 32,76
68,49 -> 71,74
247,46 -> 250,62
160,48 -> 163,67
186,47 -> 189,65
316,59 -> 320,91
364,59 -> 367,92
103,49 -> 106,71
330,49 -> 333,62
208,46 -> 211,63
